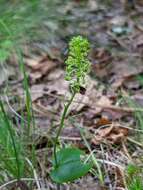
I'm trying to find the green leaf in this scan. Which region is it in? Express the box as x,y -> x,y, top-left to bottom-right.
50,147 -> 92,183
52,147 -> 83,166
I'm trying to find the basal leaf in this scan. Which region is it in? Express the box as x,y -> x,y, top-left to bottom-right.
52,147 -> 83,167
50,147 -> 92,183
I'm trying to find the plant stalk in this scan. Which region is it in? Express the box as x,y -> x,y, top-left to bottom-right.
53,92 -> 76,166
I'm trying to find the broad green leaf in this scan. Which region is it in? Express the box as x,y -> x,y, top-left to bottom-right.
52,147 -> 83,167
50,147 -> 92,183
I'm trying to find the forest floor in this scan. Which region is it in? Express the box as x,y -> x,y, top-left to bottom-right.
0,0 -> 143,189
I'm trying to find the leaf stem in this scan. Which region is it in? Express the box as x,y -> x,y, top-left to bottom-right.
53,92 -> 76,167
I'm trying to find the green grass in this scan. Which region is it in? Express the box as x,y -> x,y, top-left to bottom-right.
0,1 -> 67,188
0,0 -> 67,63
68,117 -> 104,185
121,75 -> 143,190
126,164 -> 143,190
0,23 -> 36,189
0,56 -> 38,189
0,49 -> 36,188
0,100 -> 24,181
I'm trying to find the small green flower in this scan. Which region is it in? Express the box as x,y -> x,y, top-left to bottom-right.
65,35 -> 91,92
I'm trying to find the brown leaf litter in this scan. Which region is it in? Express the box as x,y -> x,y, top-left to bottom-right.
91,119 -> 129,145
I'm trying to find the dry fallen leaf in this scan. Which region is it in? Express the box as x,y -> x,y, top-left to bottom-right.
97,96 -> 112,107
95,117 -> 111,128
68,76 -> 98,113
91,48 -> 112,78
25,54 -> 59,81
92,122 -> 129,145
92,124 -> 114,145
30,69 -> 69,101
110,58 -> 143,88
69,93 -> 89,113
123,76 -> 140,90
30,84 -> 45,101
107,126 -> 128,143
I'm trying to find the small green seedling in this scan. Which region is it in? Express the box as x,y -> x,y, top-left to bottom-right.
50,36 -> 92,186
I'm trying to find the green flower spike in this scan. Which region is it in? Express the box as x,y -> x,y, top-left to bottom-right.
65,35 -> 91,92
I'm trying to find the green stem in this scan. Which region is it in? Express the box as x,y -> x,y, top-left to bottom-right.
53,92 -> 76,166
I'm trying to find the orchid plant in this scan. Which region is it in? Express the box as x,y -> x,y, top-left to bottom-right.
50,36 -> 92,188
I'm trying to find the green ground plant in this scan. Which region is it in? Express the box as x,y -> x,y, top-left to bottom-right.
0,101 -> 24,182
122,76 -> 143,190
0,53 -> 36,189
50,36 -> 92,189
0,62 -> 38,190
0,0 -> 68,55
126,164 -> 143,190
0,22 -> 36,188
0,34 -> 93,189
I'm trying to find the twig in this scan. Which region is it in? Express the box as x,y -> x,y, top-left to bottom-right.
25,157 -> 41,190
127,137 -> 143,147
12,91 -> 143,113
107,31 -> 128,50
46,93 -> 143,113
122,141 -> 133,162
60,136 -> 81,141
0,178 -> 40,189
85,149 -> 125,171
4,95 -> 28,124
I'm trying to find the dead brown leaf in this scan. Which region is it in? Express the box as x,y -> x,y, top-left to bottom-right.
25,54 -> 59,81
97,95 -> 113,107
30,84 -> 45,101
68,76 -> 98,113
91,48 -> 112,78
30,69 -> 68,101
96,117 -> 111,128
92,122 -> 129,145
123,76 -> 140,90
110,58 -> 143,88
115,167 -> 125,189
92,124 -> 114,145
107,126 -> 128,143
